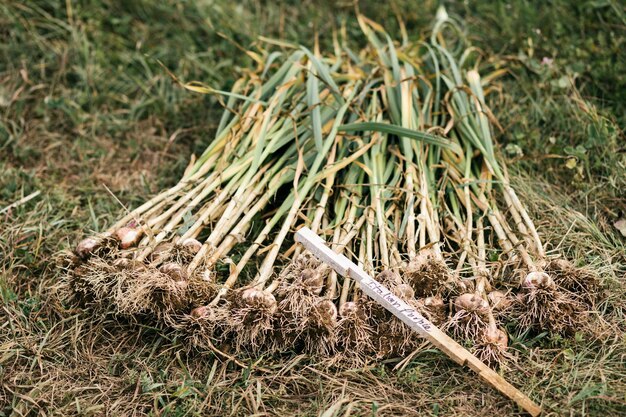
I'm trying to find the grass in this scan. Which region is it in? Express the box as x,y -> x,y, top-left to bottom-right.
1,0 -> 624,415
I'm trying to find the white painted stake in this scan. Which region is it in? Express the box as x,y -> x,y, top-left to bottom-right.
295,227 -> 541,417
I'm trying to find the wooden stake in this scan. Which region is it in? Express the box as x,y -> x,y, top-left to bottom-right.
295,227 -> 541,417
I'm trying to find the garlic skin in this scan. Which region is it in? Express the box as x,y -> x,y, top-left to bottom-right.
112,258 -> 131,268
174,279 -> 189,290
242,288 -> 277,313
191,305 -> 209,319
424,295 -> 444,308
483,326 -> 508,351
160,263 -> 186,281
115,226 -> 142,249
182,238 -> 202,254
454,293 -> 490,316
376,270 -> 400,284
339,301 -> 357,317
242,288 -> 263,303
75,237 -> 99,259
523,271 -> 554,289
488,290 -> 512,311
201,269 -> 214,282
396,283 -> 415,300
301,268 -> 324,295
315,299 -> 338,322
260,291 -> 278,314
149,243 -> 173,262
339,301 -> 363,319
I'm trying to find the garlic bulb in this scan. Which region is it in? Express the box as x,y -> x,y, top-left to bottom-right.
75,237 -> 99,259
182,238 -> 202,254
115,226 -> 142,249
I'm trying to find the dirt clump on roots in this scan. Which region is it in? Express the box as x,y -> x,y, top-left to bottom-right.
403,249 -> 456,297
63,232 -> 216,327
361,271 -> 420,358
300,299 -> 339,356
510,283 -> 589,336
444,293 -> 490,341
276,253 -> 327,314
226,287 -> 278,353
177,303 -> 232,351
273,253 -> 330,351
119,262 -> 212,321
544,258 -> 602,305
330,300 -> 376,366
473,326 -> 513,369
416,294 -> 447,325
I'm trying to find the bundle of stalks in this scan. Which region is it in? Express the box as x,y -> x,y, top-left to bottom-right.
65,49 -> 359,326
64,9 -> 600,368
431,17 -> 599,363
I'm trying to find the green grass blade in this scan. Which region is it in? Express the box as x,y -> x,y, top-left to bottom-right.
338,122 -> 462,155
